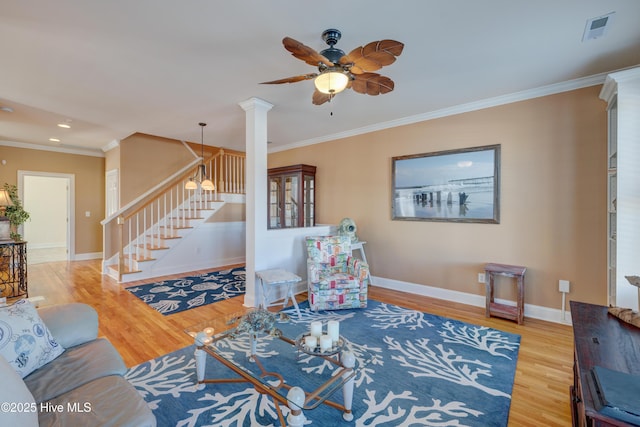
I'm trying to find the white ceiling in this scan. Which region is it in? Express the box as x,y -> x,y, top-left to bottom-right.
1,1 -> 639,155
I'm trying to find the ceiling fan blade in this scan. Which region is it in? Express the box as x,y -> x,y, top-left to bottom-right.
283,37 -> 334,68
312,90 -> 332,105
260,73 -> 317,84
340,40 -> 404,74
351,73 -> 395,96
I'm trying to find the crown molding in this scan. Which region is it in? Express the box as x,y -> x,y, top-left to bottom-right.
101,139 -> 120,152
600,65 -> 640,103
0,140 -> 105,157
269,70 -> 617,153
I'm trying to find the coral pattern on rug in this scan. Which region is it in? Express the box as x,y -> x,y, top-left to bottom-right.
126,267 -> 245,315
126,300 -> 520,426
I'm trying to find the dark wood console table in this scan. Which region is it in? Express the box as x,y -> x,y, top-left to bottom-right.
570,301 -> 640,426
0,241 -> 28,299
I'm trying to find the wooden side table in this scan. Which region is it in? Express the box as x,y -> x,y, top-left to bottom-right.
484,263 -> 526,324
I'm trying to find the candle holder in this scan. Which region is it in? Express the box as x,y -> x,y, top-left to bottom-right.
295,332 -> 346,356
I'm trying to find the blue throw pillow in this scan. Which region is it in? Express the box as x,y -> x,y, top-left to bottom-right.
0,299 -> 65,378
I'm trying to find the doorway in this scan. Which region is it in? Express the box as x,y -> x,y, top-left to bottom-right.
18,171 -> 74,264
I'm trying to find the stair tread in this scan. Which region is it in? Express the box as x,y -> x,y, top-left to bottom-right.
137,244 -> 170,250
171,216 -> 205,220
108,264 -> 141,274
180,207 -> 216,210
147,234 -> 181,240
124,254 -> 156,262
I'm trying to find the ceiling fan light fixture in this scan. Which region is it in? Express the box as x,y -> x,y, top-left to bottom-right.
314,71 -> 349,95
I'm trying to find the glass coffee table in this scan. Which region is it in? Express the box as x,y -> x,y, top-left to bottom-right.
185,309 -> 373,426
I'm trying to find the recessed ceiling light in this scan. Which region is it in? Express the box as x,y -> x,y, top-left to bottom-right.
57,119 -> 72,128
0,106 -> 13,113
49,138 -> 61,142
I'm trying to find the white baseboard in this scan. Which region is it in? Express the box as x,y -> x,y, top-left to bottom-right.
268,276 -> 573,325
73,252 -> 103,261
372,275 -> 573,325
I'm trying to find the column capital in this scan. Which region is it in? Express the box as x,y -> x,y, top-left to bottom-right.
238,97 -> 274,112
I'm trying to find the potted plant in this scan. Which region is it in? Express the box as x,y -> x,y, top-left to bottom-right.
2,183 -> 30,241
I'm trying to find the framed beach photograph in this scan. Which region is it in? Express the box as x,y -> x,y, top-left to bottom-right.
392,144 -> 501,223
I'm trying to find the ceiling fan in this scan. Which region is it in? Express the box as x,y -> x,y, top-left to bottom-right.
261,29 -> 404,105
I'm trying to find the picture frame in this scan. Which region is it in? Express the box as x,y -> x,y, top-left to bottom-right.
392,144 -> 500,223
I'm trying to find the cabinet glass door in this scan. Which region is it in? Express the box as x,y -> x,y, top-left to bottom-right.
283,175 -> 299,228
267,164 -> 316,229
269,178 -> 281,228
303,174 -> 314,227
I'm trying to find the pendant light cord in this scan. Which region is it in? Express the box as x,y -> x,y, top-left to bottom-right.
199,122 -> 206,177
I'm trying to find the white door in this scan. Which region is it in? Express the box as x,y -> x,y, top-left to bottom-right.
106,169 -> 119,217
19,171 -> 74,262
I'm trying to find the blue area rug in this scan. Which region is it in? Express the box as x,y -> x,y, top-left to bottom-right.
125,300 -> 520,426
126,267 -> 245,315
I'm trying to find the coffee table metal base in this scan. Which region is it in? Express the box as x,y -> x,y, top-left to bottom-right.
193,342 -> 356,425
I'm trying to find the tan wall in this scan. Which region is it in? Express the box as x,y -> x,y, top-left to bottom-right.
119,133 -> 195,205
104,144 -> 120,174
0,146 -> 104,255
269,86 -> 608,309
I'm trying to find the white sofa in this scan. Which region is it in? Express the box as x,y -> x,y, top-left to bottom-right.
0,302 -> 155,427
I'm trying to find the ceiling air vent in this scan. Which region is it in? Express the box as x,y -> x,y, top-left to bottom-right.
582,12 -> 615,42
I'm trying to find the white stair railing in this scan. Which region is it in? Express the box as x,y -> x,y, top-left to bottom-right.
104,149 -> 246,281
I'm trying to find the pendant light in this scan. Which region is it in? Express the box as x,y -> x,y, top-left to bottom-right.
185,123 -> 215,191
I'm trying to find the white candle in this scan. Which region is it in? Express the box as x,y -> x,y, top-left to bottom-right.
320,334 -> 332,352
327,320 -> 340,345
310,321 -> 323,338
304,335 -> 317,350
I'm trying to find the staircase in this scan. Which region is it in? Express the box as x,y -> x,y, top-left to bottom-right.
102,149 -> 246,283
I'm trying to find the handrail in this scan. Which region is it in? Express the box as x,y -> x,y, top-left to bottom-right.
101,157 -> 201,226
102,149 -> 246,281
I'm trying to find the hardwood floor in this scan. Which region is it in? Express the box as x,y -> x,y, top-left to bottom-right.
27,259 -> 574,426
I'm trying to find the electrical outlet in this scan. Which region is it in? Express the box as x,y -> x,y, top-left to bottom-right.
478,273 -> 486,283
559,280 -> 570,293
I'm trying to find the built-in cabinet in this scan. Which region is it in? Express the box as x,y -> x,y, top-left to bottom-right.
606,96 -> 618,305
268,164 -> 316,229
600,67 -> 640,310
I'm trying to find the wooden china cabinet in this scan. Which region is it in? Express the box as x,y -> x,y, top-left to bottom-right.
267,164 -> 316,229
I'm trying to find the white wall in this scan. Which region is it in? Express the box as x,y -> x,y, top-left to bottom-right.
257,224 -> 334,302
122,221 -> 246,282
263,225 -> 333,280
